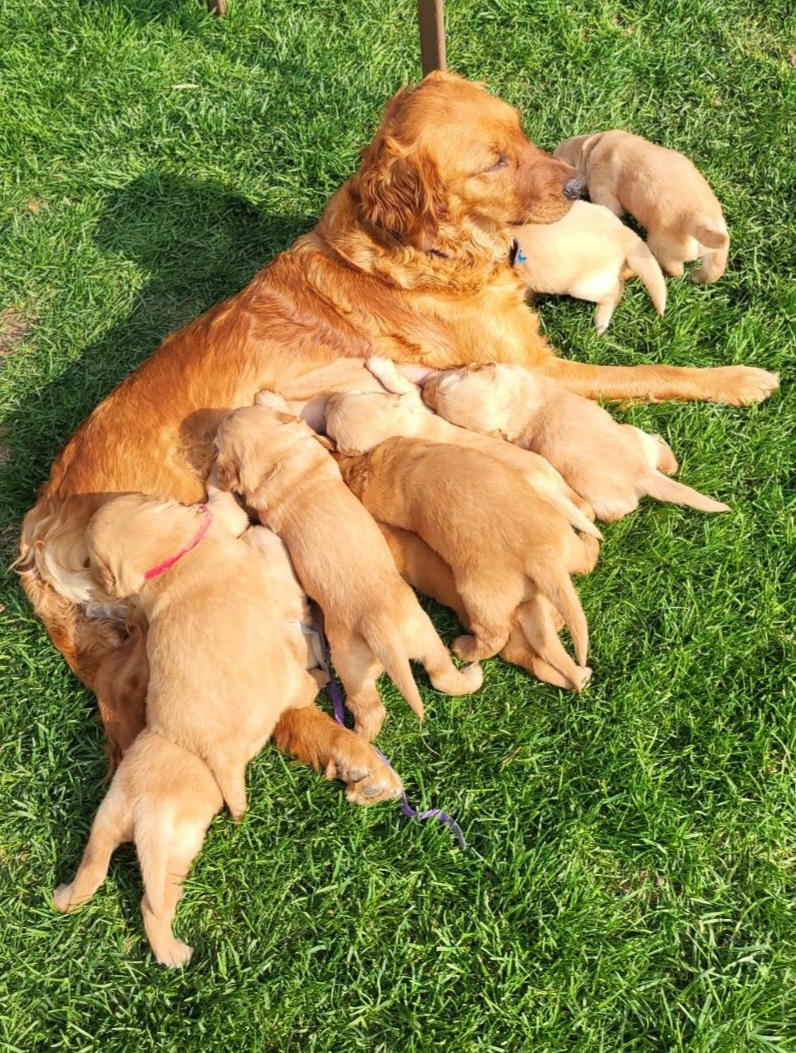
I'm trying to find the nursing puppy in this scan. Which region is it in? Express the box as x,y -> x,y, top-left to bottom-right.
214,402 -> 483,741
554,131 -> 729,282
339,438 -> 596,666
53,492 -> 348,969
515,200 -> 667,331
379,524 -> 592,692
325,357 -> 601,540
422,363 -> 730,522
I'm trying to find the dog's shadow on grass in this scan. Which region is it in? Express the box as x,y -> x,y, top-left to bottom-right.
1,173 -> 314,562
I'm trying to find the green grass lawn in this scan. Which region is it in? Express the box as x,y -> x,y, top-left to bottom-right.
1,0 -> 794,1049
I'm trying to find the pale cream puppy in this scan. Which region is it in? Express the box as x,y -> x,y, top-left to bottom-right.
421,363 -> 731,522
53,492 -> 369,969
214,402 -> 483,742
554,131 -> 729,282
339,437 -> 596,667
514,200 -> 667,332
322,357 -> 601,540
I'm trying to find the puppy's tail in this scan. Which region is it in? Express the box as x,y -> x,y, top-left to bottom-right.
625,241 -> 667,316
684,212 -> 729,250
531,561 -> 589,667
532,481 -> 603,540
642,470 -> 730,513
363,615 -> 425,722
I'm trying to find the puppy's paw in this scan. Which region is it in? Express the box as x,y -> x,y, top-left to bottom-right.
460,662 -> 484,693
345,761 -> 404,807
708,366 -> 779,406
451,633 -> 497,663
53,883 -> 75,912
156,939 -> 194,969
573,666 -> 593,692
349,699 -> 387,743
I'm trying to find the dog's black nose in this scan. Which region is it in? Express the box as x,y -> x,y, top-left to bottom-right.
563,176 -> 586,200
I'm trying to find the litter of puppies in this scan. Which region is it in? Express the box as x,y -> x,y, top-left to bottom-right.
47,87 -> 767,965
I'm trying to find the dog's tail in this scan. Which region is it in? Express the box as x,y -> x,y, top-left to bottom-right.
641,470 -> 730,513
18,500 -> 102,608
685,212 -> 729,250
625,241 -> 667,316
532,480 -> 603,540
530,560 -> 589,667
17,495 -> 130,695
363,614 -> 425,722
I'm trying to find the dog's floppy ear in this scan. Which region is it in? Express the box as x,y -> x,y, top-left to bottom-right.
313,433 -> 335,452
357,132 -> 447,252
213,450 -> 241,494
96,559 -> 119,597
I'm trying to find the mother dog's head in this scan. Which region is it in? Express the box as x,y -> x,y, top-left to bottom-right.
353,71 -> 583,256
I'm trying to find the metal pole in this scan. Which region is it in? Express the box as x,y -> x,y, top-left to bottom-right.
417,0 -> 447,75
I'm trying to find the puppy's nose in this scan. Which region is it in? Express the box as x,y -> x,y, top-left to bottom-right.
563,176 -> 586,200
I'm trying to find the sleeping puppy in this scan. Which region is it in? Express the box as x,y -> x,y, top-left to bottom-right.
323,357 -> 601,540
379,523 -> 592,692
339,438 -> 597,666
514,200 -> 667,332
53,491 -> 348,969
421,363 -> 730,522
214,402 -> 483,741
554,131 -> 729,283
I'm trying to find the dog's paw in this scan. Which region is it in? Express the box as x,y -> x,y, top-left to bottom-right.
53,883 -> 75,912
708,366 -> 779,406
156,939 -> 194,969
345,761 -> 404,806
322,727 -> 403,804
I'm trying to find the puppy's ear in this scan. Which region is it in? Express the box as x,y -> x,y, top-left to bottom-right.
357,133 -> 447,251
96,559 -> 119,597
213,451 -> 240,494
313,433 -> 336,453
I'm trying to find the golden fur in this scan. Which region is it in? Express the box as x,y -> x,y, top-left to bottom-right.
214,402 -> 483,740
339,438 -> 598,667
515,200 -> 667,331
555,130 -> 730,282
54,492 -> 396,969
422,363 -> 731,521
324,356 -> 601,539
18,72 -> 777,774
379,524 -> 591,692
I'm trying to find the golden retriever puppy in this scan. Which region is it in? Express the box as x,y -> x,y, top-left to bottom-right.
514,200 -> 667,331
323,356 -> 601,540
554,131 -> 729,282
53,491 -> 349,968
379,523 -> 592,692
422,363 -> 731,522
339,438 -> 596,666
214,403 -> 483,741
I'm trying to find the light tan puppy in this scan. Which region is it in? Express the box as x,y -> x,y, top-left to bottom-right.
214,403 -> 483,741
514,200 -> 667,332
339,438 -> 596,666
422,363 -> 731,522
53,492 -> 361,969
324,356 -> 601,540
379,524 -> 592,692
554,131 -> 729,282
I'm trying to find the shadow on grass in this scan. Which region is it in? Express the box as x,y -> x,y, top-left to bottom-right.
0,172 -> 314,563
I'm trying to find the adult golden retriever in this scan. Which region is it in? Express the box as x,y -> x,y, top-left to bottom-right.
18,72 -> 778,783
